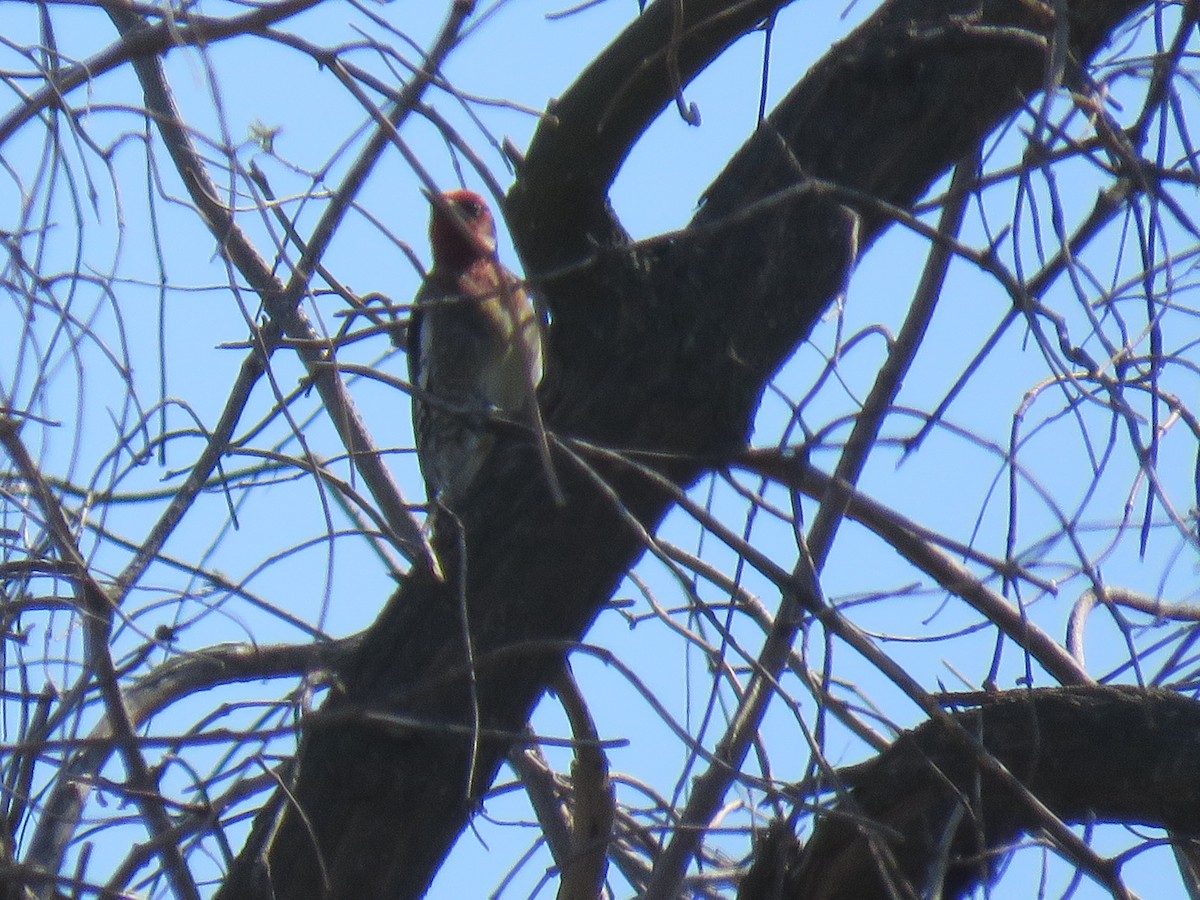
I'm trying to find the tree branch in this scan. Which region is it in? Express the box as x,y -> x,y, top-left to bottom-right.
739,686 -> 1200,900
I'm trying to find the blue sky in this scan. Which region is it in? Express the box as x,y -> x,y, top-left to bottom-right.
2,0 -> 1199,897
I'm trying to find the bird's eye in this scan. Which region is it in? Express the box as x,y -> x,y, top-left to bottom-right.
456,198 -> 484,219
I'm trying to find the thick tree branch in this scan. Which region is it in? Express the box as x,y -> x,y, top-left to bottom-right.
738,686 -> 1200,900
509,0 -> 792,272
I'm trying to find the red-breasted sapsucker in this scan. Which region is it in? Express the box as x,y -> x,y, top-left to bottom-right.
408,189 -> 544,510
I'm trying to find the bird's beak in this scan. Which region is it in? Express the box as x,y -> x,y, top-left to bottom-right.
419,187 -> 435,204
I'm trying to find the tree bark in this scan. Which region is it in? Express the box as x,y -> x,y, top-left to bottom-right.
220,1 -> 1154,897
737,687 -> 1200,900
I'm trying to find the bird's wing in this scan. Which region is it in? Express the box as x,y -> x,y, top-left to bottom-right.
406,302 -> 423,390
407,278 -> 444,393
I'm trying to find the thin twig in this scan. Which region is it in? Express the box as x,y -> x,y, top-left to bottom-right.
0,417 -> 200,900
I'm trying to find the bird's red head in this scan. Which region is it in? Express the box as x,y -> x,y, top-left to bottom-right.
428,188 -> 497,271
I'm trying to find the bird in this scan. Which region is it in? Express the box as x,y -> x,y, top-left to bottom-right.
408,188 -> 546,512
